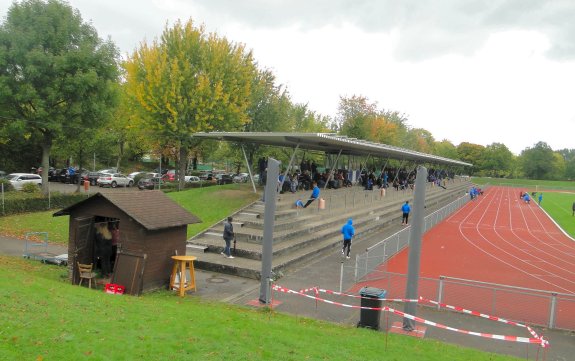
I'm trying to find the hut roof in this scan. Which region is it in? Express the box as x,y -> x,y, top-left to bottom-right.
53,191 -> 201,230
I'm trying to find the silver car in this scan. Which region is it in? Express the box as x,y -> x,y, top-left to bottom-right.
97,173 -> 134,188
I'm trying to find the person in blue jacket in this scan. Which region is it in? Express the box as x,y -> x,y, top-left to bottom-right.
523,193 -> 530,204
303,181 -> 320,208
401,201 -> 411,225
538,193 -> 543,205
341,218 -> 355,259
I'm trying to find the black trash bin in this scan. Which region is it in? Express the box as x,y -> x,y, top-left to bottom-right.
358,287 -> 387,330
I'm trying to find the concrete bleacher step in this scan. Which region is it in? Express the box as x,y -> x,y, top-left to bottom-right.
189,179 -> 473,279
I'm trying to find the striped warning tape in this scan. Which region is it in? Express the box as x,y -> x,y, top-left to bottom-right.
318,288 -> 545,342
271,284 -> 549,348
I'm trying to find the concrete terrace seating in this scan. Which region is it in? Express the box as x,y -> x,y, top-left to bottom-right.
187,177 -> 472,280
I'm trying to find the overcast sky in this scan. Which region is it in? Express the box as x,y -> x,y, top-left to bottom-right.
2,0 -> 574,155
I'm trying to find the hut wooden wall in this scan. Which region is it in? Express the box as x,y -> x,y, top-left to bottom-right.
64,196 -> 187,292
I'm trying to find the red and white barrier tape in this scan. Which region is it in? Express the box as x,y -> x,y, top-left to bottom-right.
272,284 -> 549,348
317,288 -> 544,342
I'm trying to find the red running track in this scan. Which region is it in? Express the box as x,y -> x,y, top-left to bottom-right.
386,186 -> 575,293
355,186 -> 575,329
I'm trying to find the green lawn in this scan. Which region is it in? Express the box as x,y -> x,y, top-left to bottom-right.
472,177 -> 575,192
0,256 -> 521,361
0,184 -> 260,244
538,191 -> 575,237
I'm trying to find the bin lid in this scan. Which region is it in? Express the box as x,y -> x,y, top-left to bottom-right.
359,287 -> 387,298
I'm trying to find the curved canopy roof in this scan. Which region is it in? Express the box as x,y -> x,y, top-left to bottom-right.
193,132 -> 472,167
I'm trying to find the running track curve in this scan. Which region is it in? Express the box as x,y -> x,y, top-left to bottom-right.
384,186 -> 575,294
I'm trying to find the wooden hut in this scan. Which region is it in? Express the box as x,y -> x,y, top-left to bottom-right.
54,191 -> 201,295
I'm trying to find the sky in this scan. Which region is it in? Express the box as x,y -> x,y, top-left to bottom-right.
2,0 -> 574,155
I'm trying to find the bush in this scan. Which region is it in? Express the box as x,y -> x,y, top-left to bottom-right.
21,182 -> 41,194
0,179 -> 14,192
0,192 -> 89,216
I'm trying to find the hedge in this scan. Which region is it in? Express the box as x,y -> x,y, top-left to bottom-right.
0,192 -> 90,216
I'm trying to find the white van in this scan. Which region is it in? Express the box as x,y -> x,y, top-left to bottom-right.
6,173 -> 42,190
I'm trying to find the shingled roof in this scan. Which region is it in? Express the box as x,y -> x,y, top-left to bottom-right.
53,191 -> 201,230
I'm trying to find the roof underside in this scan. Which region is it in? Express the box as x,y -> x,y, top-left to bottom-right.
193,132 -> 472,167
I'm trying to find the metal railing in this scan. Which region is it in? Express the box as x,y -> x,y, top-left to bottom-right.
349,270 -> 575,330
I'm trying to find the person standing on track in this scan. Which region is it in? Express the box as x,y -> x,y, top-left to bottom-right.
572,201 -> 575,216
401,201 -> 411,225
538,193 -> 543,205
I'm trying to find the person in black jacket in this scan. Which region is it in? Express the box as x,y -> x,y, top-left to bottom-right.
221,217 -> 235,259
95,222 -> 113,277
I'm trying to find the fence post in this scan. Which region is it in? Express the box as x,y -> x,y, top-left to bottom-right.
548,293 -> 557,329
437,276 -> 444,310
354,253 -> 359,282
339,261 -> 344,292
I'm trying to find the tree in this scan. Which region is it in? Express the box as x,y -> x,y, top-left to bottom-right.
0,0 -> 120,192
336,95 -> 377,139
456,142 -> 484,174
124,19 -> 256,188
481,143 -> 514,177
404,128 -> 435,153
434,139 -> 459,160
520,141 -> 556,179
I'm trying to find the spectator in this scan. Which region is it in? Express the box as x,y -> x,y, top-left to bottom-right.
303,181 -> 320,208
221,217 -> 235,259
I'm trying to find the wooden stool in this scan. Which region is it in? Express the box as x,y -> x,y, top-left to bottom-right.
169,255 -> 197,297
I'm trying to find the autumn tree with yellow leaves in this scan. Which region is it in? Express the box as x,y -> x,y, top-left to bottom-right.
124,19 -> 256,186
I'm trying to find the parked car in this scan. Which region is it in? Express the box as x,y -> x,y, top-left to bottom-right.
97,173 -> 134,188
82,171 -> 103,186
162,169 -> 177,182
60,168 -> 88,184
137,177 -> 163,190
185,175 -> 200,183
97,168 -> 117,175
147,172 -> 161,179
232,173 -> 249,183
6,173 -> 42,190
128,171 -> 145,179
215,174 -> 234,185
199,172 -> 215,181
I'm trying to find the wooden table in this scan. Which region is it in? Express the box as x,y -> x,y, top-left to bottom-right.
169,255 -> 197,297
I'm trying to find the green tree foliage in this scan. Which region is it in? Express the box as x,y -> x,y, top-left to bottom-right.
124,19 -> 256,186
336,95 -> 377,139
481,143 -> 514,177
457,142 -> 485,174
519,141 -> 557,179
434,139 -> 459,159
404,128 -> 435,153
336,95 -> 411,149
0,0 -> 119,192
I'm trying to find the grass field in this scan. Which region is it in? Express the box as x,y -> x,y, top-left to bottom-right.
0,256 -> 521,361
472,177 -> 575,191
0,184 -> 260,244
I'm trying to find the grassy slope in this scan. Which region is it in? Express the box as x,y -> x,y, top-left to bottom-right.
0,256 -> 520,361
0,184 -> 260,244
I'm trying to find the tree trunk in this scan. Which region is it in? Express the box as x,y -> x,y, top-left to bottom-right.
40,134 -> 52,195
178,144 -> 188,190
115,138 -> 124,172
